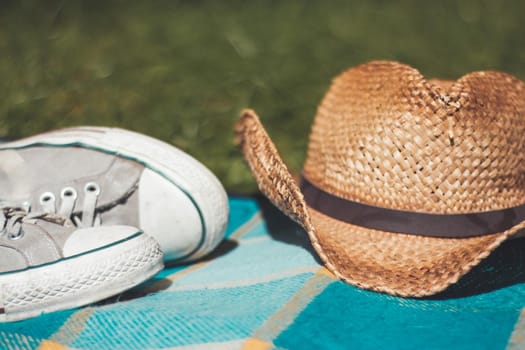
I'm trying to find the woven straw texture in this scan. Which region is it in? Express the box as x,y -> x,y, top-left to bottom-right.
236,60 -> 525,297
305,61 -> 525,213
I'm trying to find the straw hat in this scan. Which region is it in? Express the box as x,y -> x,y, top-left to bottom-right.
235,60 -> 525,297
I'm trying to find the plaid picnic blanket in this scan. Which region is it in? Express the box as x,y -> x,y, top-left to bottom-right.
2,196 -> 525,349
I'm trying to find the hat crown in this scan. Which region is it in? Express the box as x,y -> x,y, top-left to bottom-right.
303,61 -> 525,213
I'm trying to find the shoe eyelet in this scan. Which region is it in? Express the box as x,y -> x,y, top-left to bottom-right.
39,192 -> 55,205
8,231 -> 24,240
21,201 -> 31,211
60,187 -> 77,199
84,182 -> 100,195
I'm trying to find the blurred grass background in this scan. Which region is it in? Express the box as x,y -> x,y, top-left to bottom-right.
0,0 -> 524,192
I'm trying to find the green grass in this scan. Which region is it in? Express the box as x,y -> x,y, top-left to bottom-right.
1,0 -> 524,192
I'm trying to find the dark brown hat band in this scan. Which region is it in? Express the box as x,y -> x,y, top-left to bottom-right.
300,177 -> 525,238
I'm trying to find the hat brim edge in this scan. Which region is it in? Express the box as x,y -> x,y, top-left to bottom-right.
235,109 -> 525,297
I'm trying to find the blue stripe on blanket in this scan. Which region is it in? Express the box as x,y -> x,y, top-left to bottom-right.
71,274 -> 313,349
276,282 -> 521,350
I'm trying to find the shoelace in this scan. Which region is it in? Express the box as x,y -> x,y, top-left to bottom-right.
0,206 -> 68,240
39,182 -> 101,228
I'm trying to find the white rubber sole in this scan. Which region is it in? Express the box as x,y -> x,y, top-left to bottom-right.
2,127 -> 229,262
0,232 -> 163,322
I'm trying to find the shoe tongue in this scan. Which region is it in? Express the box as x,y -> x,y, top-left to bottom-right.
0,147 -> 144,212
0,150 -> 32,200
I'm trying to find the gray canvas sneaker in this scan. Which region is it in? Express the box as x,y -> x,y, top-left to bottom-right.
0,127 -> 229,263
0,206 -> 163,322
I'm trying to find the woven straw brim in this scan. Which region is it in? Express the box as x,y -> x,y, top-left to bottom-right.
236,109 -> 525,297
